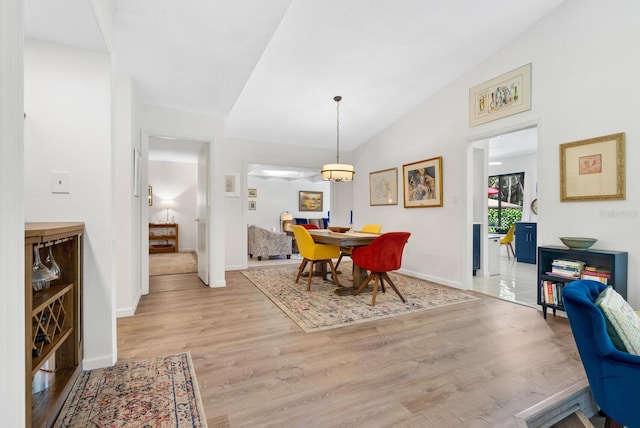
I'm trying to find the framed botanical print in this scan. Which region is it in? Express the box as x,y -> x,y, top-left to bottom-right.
369,167 -> 398,206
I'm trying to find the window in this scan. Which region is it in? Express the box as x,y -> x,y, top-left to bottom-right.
488,172 -> 524,233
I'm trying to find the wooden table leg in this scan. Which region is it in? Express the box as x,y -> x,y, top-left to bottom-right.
334,263 -> 369,296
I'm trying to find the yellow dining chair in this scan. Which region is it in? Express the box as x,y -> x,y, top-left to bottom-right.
500,225 -> 515,259
292,225 -> 341,290
335,224 -> 382,271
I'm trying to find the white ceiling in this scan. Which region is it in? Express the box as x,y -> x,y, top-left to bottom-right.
25,0 -> 564,153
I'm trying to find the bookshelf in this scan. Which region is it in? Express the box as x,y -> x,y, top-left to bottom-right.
149,223 -> 179,253
537,246 -> 627,319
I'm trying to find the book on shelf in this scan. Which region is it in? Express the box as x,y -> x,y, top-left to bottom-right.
581,266 -> 611,284
541,280 -> 564,306
550,259 -> 586,278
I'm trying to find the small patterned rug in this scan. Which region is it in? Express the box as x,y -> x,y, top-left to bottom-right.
54,353 -> 207,427
243,262 -> 480,332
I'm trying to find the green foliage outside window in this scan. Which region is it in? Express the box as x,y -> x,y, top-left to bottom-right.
488,208 -> 522,233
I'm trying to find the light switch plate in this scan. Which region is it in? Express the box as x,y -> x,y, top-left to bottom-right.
51,171 -> 70,194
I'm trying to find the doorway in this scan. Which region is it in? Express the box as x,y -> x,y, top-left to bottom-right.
145,135 -> 209,288
469,126 -> 538,307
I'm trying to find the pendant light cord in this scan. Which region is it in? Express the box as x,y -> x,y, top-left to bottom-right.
335,95 -> 342,163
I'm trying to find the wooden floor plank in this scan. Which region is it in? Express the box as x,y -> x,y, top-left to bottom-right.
117,270 -> 586,427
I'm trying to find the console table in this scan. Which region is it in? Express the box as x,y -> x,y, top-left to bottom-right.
149,223 -> 179,253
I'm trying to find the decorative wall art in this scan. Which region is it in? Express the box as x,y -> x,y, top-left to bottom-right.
402,156 -> 443,208
248,188 -> 257,198
248,200 -> 257,210
224,173 -> 239,197
369,167 -> 398,206
560,133 -> 625,201
469,63 -> 532,127
298,191 -> 323,212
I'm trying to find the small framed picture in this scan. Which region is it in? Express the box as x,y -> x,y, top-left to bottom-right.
224,173 -> 240,197
248,188 -> 257,198
248,200 -> 257,210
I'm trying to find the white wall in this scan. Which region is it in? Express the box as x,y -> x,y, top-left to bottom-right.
24,40 -> 115,368
247,176 -> 330,231
353,0 -> 640,306
0,0 -> 25,424
149,160 -> 198,251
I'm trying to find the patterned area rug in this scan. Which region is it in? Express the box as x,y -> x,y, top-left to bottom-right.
243,262 -> 480,332
149,252 -> 198,276
54,353 -> 207,427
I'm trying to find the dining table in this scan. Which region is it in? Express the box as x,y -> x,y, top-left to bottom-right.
307,229 -> 379,296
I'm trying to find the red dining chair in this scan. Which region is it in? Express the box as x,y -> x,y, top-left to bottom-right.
335,223 -> 381,271
350,232 -> 411,306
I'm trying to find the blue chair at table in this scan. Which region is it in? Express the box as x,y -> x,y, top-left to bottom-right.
563,280 -> 640,428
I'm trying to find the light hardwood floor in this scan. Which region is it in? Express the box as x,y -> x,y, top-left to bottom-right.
117,270 -> 586,428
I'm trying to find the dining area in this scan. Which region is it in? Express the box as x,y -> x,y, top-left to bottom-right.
292,225 -> 411,306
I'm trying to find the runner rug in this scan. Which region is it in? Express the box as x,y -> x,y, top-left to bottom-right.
54,353 -> 207,427
243,262 -> 480,333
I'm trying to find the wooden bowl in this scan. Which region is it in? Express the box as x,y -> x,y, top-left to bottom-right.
328,226 -> 350,233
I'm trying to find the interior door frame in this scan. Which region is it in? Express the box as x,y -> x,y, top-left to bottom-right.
464,119 -> 541,291
140,130 -> 212,295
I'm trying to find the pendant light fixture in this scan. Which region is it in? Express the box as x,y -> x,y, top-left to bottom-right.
321,95 -> 355,181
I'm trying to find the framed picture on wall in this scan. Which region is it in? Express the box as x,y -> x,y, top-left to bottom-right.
224,173 -> 239,197
469,63 -> 532,127
402,156 -> 443,208
248,200 -> 256,210
369,167 -> 398,206
560,132 -> 625,201
298,191 -> 323,212
248,188 -> 257,198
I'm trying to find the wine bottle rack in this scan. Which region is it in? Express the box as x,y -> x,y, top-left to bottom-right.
25,222 -> 84,428
31,283 -> 73,372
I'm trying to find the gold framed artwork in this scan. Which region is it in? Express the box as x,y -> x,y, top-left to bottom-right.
248,188 -> 257,198
560,133 -> 625,201
402,156 -> 443,208
299,191 -> 323,212
369,167 -> 398,206
469,63 -> 532,127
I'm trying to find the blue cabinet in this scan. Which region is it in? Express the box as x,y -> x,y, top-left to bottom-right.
473,224 -> 480,275
515,222 -> 537,264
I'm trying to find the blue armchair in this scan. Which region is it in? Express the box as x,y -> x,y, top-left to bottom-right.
563,280 -> 640,428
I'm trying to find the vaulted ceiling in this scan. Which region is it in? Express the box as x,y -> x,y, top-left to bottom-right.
25,0 -> 565,152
